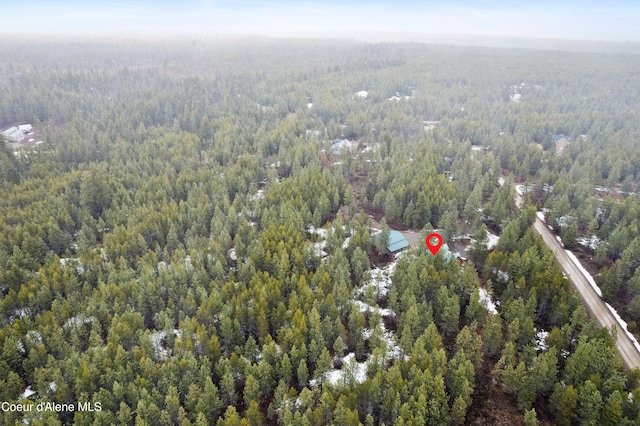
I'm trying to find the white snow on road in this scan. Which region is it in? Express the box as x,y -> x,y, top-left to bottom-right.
564,249 -> 602,297
605,303 -> 640,354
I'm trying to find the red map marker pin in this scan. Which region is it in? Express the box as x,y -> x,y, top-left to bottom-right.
425,233 -> 443,256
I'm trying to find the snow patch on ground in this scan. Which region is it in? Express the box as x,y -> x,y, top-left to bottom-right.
577,235 -> 601,250
479,288 -> 498,314
307,226 -> 328,239
359,261 -> 396,297
354,300 -> 396,318
26,330 -> 43,345
515,184 -> 528,196
491,268 -> 510,283
535,329 -> 549,351
353,300 -> 375,313
150,331 -> 171,360
311,241 -> 327,257
313,353 -> 368,386
485,233 -> 500,250
60,257 -> 85,274
14,308 -> 31,320
20,386 -> 36,400
557,215 -> 573,228
64,315 -> 94,328
308,226 -> 328,257
312,255 -> 406,387
342,236 -> 351,250
250,189 -> 265,201
228,248 -> 237,261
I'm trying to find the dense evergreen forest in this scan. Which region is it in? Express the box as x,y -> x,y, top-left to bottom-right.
1,36 -> 640,425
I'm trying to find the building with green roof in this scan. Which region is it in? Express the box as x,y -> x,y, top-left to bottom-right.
384,230 -> 409,253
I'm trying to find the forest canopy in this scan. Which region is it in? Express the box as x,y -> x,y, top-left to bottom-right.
1,37 -> 640,425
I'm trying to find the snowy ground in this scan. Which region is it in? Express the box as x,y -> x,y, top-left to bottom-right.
515,184 -> 528,196
149,331 -> 170,360
20,386 -> 36,400
60,257 -> 85,274
312,254 -> 406,387
479,288 -> 498,315
314,353 -> 369,386
491,268 -> 510,283
357,259 -> 397,298
352,255 -> 405,360
485,233 -> 500,250
535,329 -> 549,351
307,225 -> 355,258
64,315 -> 94,328
577,235 -> 601,250
250,189 -> 265,201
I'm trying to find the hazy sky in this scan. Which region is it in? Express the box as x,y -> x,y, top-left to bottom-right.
5,0 -> 640,42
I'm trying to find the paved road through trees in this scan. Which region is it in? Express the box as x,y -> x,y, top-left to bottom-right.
501,176 -> 640,368
533,217 -> 640,368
